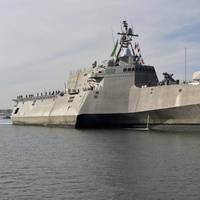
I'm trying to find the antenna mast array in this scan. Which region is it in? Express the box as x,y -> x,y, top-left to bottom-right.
113,21 -> 144,64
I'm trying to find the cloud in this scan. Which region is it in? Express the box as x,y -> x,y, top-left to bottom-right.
165,22 -> 200,43
1,0 -> 200,108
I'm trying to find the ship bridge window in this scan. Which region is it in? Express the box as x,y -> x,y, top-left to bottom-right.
123,68 -> 127,72
136,68 -> 140,71
14,108 -> 19,114
149,68 -> 154,72
123,68 -> 135,72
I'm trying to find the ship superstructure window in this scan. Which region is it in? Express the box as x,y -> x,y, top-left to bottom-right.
32,100 -> 36,106
123,68 -> 135,73
135,66 -> 153,72
14,108 -> 19,114
147,67 -> 154,72
123,68 -> 127,72
68,96 -> 75,103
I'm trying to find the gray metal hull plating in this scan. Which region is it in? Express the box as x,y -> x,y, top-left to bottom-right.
76,104 -> 200,128
12,83 -> 200,129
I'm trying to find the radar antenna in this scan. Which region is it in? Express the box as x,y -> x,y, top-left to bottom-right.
115,21 -> 139,64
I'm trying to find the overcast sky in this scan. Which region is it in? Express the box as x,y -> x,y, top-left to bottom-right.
1,0 -> 200,108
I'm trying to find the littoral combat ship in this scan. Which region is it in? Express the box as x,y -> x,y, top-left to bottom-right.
11,21 -> 200,129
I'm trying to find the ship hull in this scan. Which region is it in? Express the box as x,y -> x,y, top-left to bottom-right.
76,103 -> 200,129
12,103 -> 200,129
12,115 -> 77,127
11,75 -> 200,129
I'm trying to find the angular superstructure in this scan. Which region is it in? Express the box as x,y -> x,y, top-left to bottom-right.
11,21 -> 200,128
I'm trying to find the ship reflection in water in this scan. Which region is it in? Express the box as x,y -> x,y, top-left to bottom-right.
0,123 -> 200,199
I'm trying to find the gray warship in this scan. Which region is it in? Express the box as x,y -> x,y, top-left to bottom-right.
11,21 -> 200,128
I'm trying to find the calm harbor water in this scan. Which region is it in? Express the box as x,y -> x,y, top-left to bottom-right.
0,120 -> 200,199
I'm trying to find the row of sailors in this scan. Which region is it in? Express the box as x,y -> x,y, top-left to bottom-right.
17,90 -> 62,99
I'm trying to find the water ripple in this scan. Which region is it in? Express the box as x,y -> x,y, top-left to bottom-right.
0,125 -> 200,199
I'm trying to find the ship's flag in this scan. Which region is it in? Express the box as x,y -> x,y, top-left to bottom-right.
111,40 -> 118,57
135,42 -> 138,49
137,46 -> 140,52
135,42 -> 140,52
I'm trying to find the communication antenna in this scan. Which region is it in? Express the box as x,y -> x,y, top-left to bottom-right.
120,21 -> 123,32
131,23 -> 134,33
64,82 -> 66,92
110,27 -> 115,48
184,47 -> 187,82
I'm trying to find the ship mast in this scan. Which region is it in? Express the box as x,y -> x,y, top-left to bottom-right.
115,21 -> 139,64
